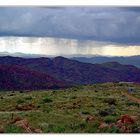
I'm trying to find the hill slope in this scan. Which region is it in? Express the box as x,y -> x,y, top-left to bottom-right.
1,56 -> 140,85
0,82 -> 140,133
0,64 -> 68,90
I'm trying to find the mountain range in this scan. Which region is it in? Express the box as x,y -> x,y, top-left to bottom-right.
71,56 -> 140,68
0,56 -> 140,90
1,52 -> 140,68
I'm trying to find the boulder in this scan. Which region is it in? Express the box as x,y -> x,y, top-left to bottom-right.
0,128 -> 4,133
15,103 -> 35,111
32,129 -> 43,133
10,116 -> 22,124
98,123 -> 108,129
118,114 -> 135,124
86,115 -> 95,122
15,119 -> 32,133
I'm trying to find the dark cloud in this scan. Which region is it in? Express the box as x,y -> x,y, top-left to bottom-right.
0,7 -> 140,44
120,7 -> 140,12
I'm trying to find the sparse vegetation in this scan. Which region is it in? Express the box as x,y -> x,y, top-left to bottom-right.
0,82 -> 140,133
4,124 -> 25,133
42,97 -> 53,103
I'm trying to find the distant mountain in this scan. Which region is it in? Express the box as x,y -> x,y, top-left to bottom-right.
0,51 -> 54,58
0,64 -> 69,90
2,52 -> 140,68
71,56 -> 140,68
1,56 -> 140,87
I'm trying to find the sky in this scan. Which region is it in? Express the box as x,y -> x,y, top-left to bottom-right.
0,7 -> 140,56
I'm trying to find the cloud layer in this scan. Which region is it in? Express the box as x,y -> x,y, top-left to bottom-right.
0,7 -> 140,44
1,36 -> 140,56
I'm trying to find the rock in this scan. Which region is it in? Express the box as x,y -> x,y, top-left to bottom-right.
15,119 -> 32,133
86,115 -> 95,122
15,119 -> 28,127
10,116 -> 43,133
33,129 -> 43,133
121,125 -> 128,131
116,120 -> 129,132
131,116 -> 138,121
119,114 -> 135,124
10,116 -> 22,124
0,128 -> 4,133
15,103 -> 35,111
99,123 -> 108,129
116,120 -> 122,127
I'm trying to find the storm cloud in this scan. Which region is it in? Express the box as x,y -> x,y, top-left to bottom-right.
0,7 -> 140,56
0,7 -> 140,44
0,36 -> 140,56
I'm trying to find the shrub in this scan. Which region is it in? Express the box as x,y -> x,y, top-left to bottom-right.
4,124 -> 24,133
70,96 -> 77,99
86,121 -> 100,133
19,90 -> 24,93
104,115 -> 116,123
130,125 -> 140,133
74,89 -> 77,92
81,111 -> 90,115
79,122 -> 87,129
104,98 -> 116,105
17,99 -> 24,104
119,84 -> 123,86
25,96 -> 32,100
42,97 -> 53,103
43,107 -> 52,113
127,102 -> 140,107
0,96 -> 3,99
44,124 -> 65,133
99,107 -> 115,117
99,110 -> 109,116
105,126 -> 120,133
9,94 -> 14,96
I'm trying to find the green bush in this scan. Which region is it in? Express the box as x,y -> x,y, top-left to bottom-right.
105,126 -> 120,133
104,98 -> 116,105
17,99 -> 24,104
44,124 -> 65,133
25,96 -> 32,100
42,97 -> 53,103
79,122 -> 87,129
81,111 -> 90,115
70,96 -> 77,99
43,107 -> 52,113
86,121 -> 100,133
99,106 -> 115,117
4,124 -> 24,133
130,124 -> 140,133
104,115 -> 116,123
19,90 -> 24,93
127,102 -> 140,107
99,109 -> 111,116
